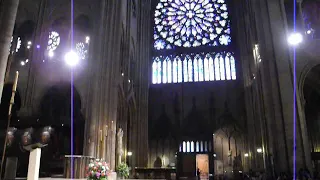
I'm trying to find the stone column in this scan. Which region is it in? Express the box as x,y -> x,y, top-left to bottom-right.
0,0 -> 20,101
84,0 -> 122,171
20,0 -> 47,117
252,0 -> 312,173
132,0 -> 151,167
233,0 -> 259,170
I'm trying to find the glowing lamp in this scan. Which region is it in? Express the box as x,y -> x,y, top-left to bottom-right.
288,32 -> 303,46
64,51 -> 79,67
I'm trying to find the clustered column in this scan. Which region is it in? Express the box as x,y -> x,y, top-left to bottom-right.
84,0 -> 122,171
131,0 -> 151,167
237,0 -> 312,176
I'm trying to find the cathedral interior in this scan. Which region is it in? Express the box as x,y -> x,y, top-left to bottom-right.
0,0 -> 320,179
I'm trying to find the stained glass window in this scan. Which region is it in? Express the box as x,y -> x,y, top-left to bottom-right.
178,58 -> 183,82
167,58 -> 172,83
198,57 -> 204,81
194,57 -> 199,82
76,42 -> 88,60
154,0 -> 231,50
209,55 -> 215,81
16,37 -> 21,52
163,60 -> 167,83
151,52 -> 236,84
183,57 -> 188,82
187,56 -> 193,82
152,58 -> 159,84
47,31 -> 60,51
173,57 -> 178,83
152,0 -> 236,84
214,54 -> 220,80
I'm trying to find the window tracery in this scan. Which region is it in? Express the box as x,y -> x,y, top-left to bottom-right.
152,0 -> 236,84
47,31 -> 60,51
152,52 -> 236,84
154,0 -> 231,50
75,42 -> 88,60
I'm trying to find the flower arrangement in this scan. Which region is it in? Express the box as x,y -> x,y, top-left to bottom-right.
116,163 -> 129,179
86,159 -> 111,180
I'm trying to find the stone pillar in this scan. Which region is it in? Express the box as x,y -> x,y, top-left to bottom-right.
21,0 -> 47,116
132,0 -> 151,167
252,0 -> 312,173
0,0 -> 20,101
84,0 -> 122,171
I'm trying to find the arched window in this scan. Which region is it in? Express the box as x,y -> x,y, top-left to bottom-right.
152,0 -> 236,84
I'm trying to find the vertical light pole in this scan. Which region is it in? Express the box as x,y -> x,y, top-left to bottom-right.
0,0 -> 20,102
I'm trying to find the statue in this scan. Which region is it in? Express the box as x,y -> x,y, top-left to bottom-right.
117,128 -> 124,164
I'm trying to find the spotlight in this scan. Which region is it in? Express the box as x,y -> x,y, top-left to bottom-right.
244,153 -> 249,157
288,32 -> 303,46
20,61 -> 26,66
306,30 -> 312,34
27,41 -> 32,45
127,151 -> 133,156
64,51 -> 80,67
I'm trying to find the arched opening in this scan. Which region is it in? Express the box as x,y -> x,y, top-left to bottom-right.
74,14 -> 92,35
38,84 -> 84,175
303,64 -> 320,171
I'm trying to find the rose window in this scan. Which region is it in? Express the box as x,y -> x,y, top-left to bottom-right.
154,0 -> 232,50
47,31 -> 61,51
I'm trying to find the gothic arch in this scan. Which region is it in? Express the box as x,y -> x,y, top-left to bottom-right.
16,20 -> 36,38
75,14 -> 92,34
298,59 -> 320,104
38,83 -> 83,126
45,1 -> 93,24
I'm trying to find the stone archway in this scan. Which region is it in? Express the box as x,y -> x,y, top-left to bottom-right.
302,64 -> 320,171
38,83 -> 85,174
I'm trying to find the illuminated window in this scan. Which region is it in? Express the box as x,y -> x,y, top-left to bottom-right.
151,52 -> 236,84
152,0 -> 236,84
75,42 -> 88,60
47,31 -> 60,51
154,0 -> 231,50
16,37 -> 21,52
191,141 -> 194,152
196,141 -> 200,152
